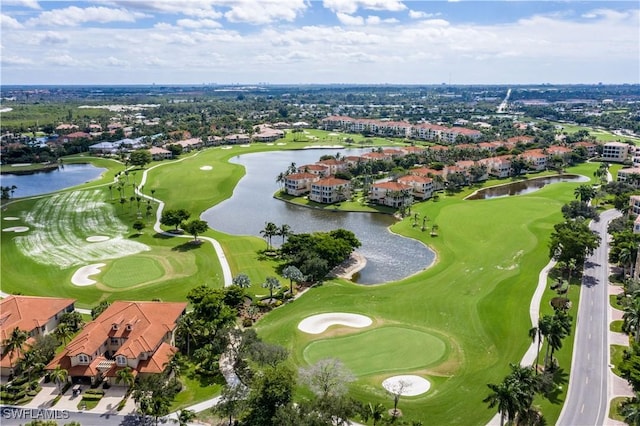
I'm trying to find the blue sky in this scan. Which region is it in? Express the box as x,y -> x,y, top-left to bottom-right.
1,1 -> 639,85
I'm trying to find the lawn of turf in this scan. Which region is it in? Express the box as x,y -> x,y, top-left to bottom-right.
1,141 -> 604,424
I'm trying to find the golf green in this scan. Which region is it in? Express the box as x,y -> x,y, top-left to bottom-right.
101,256 -> 165,288
302,326 -> 448,376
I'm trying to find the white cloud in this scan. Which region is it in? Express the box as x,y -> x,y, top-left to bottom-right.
105,56 -> 128,67
1,14 -> 23,29
103,1 -> 223,19
582,9 -> 630,20
37,31 -> 69,45
336,13 -> 364,26
177,18 -> 222,28
222,0 -> 308,24
408,10 -> 438,19
366,15 -> 398,25
2,55 -> 33,66
323,0 -> 407,14
2,0 -> 41,9
44,54 -> 82,67
26,6 -> 145,27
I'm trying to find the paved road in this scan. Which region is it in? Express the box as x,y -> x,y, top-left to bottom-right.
557,209 -> 621,426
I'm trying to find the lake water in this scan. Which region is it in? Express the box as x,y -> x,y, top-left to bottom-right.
1,163 -> 107,198
201,148 -> 436,284
465,175 -> 589,200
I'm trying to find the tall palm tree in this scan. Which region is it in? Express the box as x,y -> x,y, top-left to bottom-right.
50,366 -> 69,394
278,224 -> 292,244
163,353 -> 184,385
4,327 -> 29,369
529,324 -> 544,373
483,381 -> 519,426
620,393 -> 640,426
54,323 -> 74,345
573,184 -> 596,203
623,296 -> 640,343
177,409 -> 196,426
281,265 -> 304,296
115,366 -> 135,388
260,222 -> 279,250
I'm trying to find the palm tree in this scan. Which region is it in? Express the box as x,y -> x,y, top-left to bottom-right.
4,327 -> 28,369
50,365 -> 69,394
18,351 -> 44,383
232,273 -> 251,289
115,366 -> 135,388
620,393 -> 640,426
281,265 -> 304,295
262,276 -> 281,300
619,247 -> 635,279
364,402 -> 385,426
544,310 -> 572,369
54,323 -> 74,345
623,296 -> 640,343
276,172 -> 286,190
529,325 -> 543,373
483,381 -> 518,426
574,184 -> 596,203
164,353 -> 184,385
260,222 -> 279,251
594,162 -> 609,184
278,223 -> 292,244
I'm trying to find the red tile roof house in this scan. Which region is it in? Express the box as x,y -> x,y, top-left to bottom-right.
572,141 -> 599,157
298,164 -> 329,177
521,150 -> 548,171
369,181 -> 413,208
309,177 -> 351,204
172,138 -> 203,152
397,175 -> 434,200
149,146 -> 172,161
316,159 -> 348,175
478,156 -> 512,178
284,172 -> 320,196
409,167 -> 446,190
1,296 -> 76,377
46,301 -> 186,386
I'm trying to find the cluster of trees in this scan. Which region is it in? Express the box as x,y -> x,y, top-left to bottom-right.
160,208 -> 209,241
279,229 -> 361,282
216,329 -> 421,426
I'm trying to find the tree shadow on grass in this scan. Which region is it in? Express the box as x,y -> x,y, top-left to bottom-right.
128,233 -> 142,239
172,240 -> 203,252
152,233 -> 173,240
544,367 -> 569,405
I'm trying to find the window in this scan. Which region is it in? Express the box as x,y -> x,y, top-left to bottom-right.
78,354 -> 89,364
116,356 -> 127,366
110,338 -> 118,345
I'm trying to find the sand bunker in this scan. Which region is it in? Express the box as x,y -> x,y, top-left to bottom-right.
240,144 -> 251,147
200,166 -> 213,171
71,263 -> 105,286
221,146 -> 233,150
277,142 -> 286,146
86,236 -> 110,242
382,375 -> 431,396
3,217 -> 20,221
3,226 -> 29,233
266,143 -> 274,146
298,313 -> 372,334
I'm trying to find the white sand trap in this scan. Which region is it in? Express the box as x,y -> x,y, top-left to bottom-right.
329,133 -> 339,136
298,313 -> 372,334
86,236 -> 110,242
382,375 -> 431,396
3,226 -> 29,233
240,144 -> 251,147
267,143 -> 274,146
200,166 -> 213,171
277,142 -> 287,146
3,217 -> 20,221
71,263 -> 105,286
222,146 -> 233,149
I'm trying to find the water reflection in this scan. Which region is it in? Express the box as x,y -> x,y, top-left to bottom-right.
466,175 -> 589,200
1,164 -> 107,198
201,148 -> 436,284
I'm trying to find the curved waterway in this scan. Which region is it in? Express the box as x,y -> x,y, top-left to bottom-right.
466,174 -> 589,200
202,148 -> 436,284
1,163 -> 106,198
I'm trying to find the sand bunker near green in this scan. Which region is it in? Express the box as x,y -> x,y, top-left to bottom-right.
382,375 -> 431,396
71,263 -> 105,286
200,166 -> 213,170
298,313 -> 372,334
3,226 -> 29,233
3,217 -> 20,221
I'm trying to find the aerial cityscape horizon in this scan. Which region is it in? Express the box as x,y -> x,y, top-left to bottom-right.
1,0 -> 639,86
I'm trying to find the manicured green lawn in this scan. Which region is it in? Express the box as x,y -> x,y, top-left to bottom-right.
611,320 -> 624,333
101,256 -> 165,288
303,326 -> 448,376
610,396 -> 629,422
611,345 -> 627,377
1,141 -> 605,423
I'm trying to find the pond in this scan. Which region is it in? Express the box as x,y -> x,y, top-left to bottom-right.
1,163 -> 107,198
465,175 -> 589,200
201,148 -> 436,285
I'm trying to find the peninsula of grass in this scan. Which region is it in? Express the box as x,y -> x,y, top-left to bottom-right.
1,141 -> 602,424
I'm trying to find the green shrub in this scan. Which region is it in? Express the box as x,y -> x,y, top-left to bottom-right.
85,389 -> 105,395
242,318 -> 253,327
116,399 -> 127,411
12,376 -> 29,386
26,390 -> 39,397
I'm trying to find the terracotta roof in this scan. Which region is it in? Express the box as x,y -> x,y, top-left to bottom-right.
300,164 -> 327,171
285,172 -> 317,180
371,181 -> 412,191
0,295 -> 75,341
137,342 -> 177,374
61,301 -> 185,359
398,175 -> 432,184
313,177 -> 350,187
